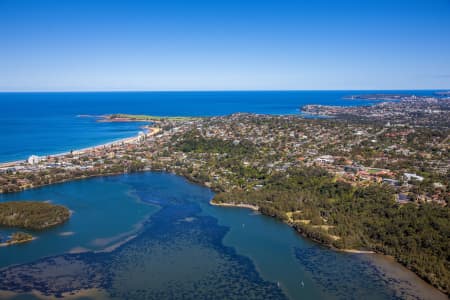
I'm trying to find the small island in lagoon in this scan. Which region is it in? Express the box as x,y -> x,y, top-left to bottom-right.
0,232 -> 34,247
0,201 -> 70,246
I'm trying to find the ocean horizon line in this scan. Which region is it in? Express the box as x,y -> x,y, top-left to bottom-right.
0,88 -> 448,94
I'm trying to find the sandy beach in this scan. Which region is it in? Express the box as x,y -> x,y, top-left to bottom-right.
0,237 -> 37,248
0,126 -> 161,169
64,126 -> 159,157
209,200 -> 259,211
339,248 -> 375,254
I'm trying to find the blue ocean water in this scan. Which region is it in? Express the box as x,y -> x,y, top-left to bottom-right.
0,90 -> 436,162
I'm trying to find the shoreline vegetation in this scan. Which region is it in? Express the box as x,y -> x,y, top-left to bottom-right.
0,201 -> 71,247
0,105 -> 449,295
209,200 -> 375,254
0,201 -> 70,230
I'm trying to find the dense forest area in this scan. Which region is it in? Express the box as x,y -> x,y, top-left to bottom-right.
213,167 -> 450,293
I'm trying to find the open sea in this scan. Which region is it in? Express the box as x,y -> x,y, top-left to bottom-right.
0,90 -> 446,299
0,90 -> 437,163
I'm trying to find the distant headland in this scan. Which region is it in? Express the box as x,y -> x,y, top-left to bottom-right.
98,114 -> 200,123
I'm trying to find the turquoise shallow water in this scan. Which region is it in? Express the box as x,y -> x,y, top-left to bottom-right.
0,172 -> 443,299
0,176 -> 158,268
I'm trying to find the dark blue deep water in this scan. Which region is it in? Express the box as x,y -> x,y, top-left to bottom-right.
0,90 -> 437,162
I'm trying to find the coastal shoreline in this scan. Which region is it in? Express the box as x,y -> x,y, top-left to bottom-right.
209,200 -> 375,254
0,237 -> 36,248
50,126 -> 157,157
0,126 -> 160,169
209,200 -> 259,211
363,254 -> 448,300
208,199 -> 446,299
339,248 -> 375,254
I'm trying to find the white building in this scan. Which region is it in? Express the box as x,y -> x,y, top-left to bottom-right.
137,131 -> 146,142
404,173 -> 424,182
27,155 -> 41,165
315,155 -> 334,164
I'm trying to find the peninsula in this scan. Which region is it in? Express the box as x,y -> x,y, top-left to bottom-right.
99,113 -> 200,123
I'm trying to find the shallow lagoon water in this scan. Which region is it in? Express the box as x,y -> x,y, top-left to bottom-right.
0,173 -> 445,299
0,177 -> 157,268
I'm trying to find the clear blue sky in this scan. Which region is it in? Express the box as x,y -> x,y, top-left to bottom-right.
1,0 -> 449,91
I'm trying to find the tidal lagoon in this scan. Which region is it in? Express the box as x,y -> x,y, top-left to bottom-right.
0,172 -> 444,299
